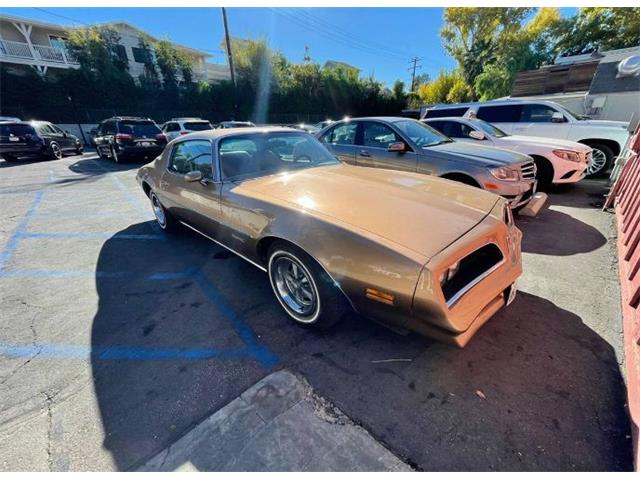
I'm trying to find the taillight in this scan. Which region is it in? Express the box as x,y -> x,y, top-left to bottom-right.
179,131 -> 189,135
115,133 -> 133,142
156,133 -> 167,142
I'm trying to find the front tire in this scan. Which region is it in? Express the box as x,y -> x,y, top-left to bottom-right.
267,243 -> 347,329
110,145 -> 121,163
585,143 -> 614,178
150,191 -> 179,232
532,156 -> 554,190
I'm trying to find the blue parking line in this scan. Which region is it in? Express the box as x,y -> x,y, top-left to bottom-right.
0,191 -> 44,270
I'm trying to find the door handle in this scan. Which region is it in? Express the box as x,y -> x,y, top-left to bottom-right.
359,150 -> 371,157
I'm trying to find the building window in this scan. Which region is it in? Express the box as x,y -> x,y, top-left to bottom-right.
112,44 -> 128,63
49,36 -> 67,50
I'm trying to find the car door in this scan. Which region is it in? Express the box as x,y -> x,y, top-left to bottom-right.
514,103 -> 569,139
159,139 -> 221,234
317,122 -> 357,164
476,104 -> 522,134
49,123 -> 74,150
356,121 -> 418,172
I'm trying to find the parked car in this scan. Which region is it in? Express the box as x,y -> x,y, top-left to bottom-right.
317,117 -> 537,209
93,117 -> 167,163
0,116 -> 21,122
137,127 -> 522,347
287,123 -> 320,134
161,118 -> 213,141
421,99 -> 630,177
313,120 -> 335,130
0,120 -> 83,162
217,121 -> 256,129
423,117 -> 591,188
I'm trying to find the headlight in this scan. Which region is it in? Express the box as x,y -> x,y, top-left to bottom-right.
490,166 -> 520,182
439,260 -> 461,285
553,149 -> 581,162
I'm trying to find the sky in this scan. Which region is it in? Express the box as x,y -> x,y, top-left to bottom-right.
3,7 -> 577,87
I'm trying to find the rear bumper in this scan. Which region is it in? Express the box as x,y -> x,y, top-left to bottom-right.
409,211 -> 523,347
117,144 -> 165,158
0,144 -> 45,157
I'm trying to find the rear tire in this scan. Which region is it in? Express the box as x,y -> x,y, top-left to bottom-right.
49,142 -> 63,160
150,191 -> 179,232
267,242 -> 348,330
585,143 -> 614,178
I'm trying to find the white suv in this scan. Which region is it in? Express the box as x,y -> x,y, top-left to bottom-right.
421,99 -> 630,177
423,117 -> 592,187
161,118 -> 213,141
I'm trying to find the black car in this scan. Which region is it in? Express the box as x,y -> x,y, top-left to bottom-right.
0,121 -> 83,162
93,117 -> 167,163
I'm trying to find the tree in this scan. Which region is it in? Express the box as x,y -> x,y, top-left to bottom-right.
417,70 -> 472,105
555,8 -> 640,56
153,39 -> 194,91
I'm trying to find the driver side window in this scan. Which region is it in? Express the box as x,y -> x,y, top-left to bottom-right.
169,140 -> 213,179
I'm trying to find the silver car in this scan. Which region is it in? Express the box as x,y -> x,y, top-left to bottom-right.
317,117 -> 536,208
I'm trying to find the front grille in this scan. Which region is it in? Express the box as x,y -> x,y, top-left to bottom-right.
520,160 -> 537,180
442,243 -> 505,306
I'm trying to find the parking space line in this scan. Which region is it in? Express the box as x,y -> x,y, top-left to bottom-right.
0,190 -> 44,270
20,232 -> 164,240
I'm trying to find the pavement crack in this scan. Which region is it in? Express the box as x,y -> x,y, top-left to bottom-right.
43,391 -> 55,472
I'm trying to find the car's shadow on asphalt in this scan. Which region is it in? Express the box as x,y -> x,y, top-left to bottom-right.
68,156 -> 149,176
517,207 -> 607,255
90,222 -> 632,471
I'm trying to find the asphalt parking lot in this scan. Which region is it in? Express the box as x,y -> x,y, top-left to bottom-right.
0,153 -> 634,471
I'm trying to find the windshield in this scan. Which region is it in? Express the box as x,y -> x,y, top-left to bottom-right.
472,119 -> 508,138
218,132 -> 339,181
119,121 -> 161,136
184,121 -> 212,131
393,119 -> 451,148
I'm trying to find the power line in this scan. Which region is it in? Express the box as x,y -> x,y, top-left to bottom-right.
268,8 -> 407,62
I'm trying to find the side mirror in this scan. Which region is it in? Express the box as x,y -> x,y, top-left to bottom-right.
388,141 -> 406,153
468,130 -> 485,141
184,170 -> 203,182
551,112 -> 565,123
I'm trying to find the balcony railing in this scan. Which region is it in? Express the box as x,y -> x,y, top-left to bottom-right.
0,39 -> 79,66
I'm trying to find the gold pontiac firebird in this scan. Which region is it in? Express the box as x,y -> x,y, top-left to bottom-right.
137,127 -> 522,347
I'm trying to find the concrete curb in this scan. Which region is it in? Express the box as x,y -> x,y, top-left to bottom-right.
139,370 -> 411,472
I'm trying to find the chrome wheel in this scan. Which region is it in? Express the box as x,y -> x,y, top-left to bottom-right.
587,148 -> 608,176
50,143 -> 62,159
270,252 -> 319,323
150,193 -> 166,228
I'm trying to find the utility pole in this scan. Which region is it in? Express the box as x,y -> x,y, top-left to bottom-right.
221,7 -> 237,119
408,57 -> 422,92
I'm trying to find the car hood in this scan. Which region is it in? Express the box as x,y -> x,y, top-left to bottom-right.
427,141 -> 531,167
500,135 -> 592,153
235,163 -> 500,260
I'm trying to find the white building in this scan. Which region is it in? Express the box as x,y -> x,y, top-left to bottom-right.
0,14 -> 230,83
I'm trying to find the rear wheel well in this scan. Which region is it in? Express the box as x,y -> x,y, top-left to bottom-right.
440,173 -> 481,188
578,138 -> 620,157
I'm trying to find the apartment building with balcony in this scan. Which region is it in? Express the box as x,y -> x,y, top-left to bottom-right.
0,14 -> 230,83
